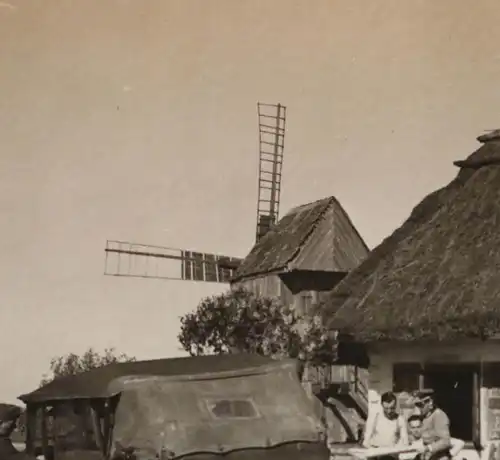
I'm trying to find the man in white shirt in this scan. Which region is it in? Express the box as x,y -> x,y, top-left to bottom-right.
363,392 -> 409,449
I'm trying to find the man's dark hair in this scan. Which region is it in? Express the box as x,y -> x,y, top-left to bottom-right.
381,391 -> 397,404
408,414 -> 422,424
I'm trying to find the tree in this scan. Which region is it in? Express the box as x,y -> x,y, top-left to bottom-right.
40,347 -> 136,386
178,287 -> 337,364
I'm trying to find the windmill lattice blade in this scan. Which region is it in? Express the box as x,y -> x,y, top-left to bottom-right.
256,102 -> 286,242
104,240 -> 242,283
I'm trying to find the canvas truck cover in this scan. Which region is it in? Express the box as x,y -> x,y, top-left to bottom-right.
108,360 -> 324,459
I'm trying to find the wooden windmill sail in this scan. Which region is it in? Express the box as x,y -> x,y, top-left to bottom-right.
104,102 -> 287,284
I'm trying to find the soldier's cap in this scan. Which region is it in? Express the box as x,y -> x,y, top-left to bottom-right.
413,389 -> 435,404
0,404 -> 22,423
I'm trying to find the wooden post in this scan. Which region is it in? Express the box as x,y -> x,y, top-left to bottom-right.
40,404 -> 49,459
90,401 -> 106,457
473,365 -> 481,448
418,363 -> 425,390
102,399 -> 112,458
80,401 -> 92,448
25,404 -> 38,456
105,397 -> 118,457
354,365 -> 359,394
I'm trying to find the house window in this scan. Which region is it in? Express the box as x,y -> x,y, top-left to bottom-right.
483,362 -> 500,387
392,363 -> 422,393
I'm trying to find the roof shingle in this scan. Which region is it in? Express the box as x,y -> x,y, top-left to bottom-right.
233,196 -> 369,281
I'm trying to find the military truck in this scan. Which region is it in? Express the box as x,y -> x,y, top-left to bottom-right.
19,354 -> 330,460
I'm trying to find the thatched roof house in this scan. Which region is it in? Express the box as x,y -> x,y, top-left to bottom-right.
322,130 -> 500,342
233,196 -> 369,284
320,131 -> 500,450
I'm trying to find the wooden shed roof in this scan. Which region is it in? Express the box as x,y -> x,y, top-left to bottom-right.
232,196 -> 369,282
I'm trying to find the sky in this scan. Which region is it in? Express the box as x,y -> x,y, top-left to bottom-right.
1,0 -> 500,403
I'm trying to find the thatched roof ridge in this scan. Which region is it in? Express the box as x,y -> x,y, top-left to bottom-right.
232,196 -> 369,282
322,135 -> 500,342
477,129 -> 500,144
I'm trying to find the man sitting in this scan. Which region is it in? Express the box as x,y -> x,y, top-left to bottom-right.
411,389 -> 456,460
404,413 -> 465,460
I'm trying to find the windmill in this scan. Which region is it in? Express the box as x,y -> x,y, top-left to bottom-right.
104,102 -> 287,284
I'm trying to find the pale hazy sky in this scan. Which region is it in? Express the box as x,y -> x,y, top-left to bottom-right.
1,0 -> 499,403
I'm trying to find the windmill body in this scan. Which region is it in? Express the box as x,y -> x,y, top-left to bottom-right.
231,196 -> 370,315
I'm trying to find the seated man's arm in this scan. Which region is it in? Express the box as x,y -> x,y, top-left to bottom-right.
449,438 -> 465,457
362,410 -> 377,447
396,416 -> 409,446
428,412 -> 451,453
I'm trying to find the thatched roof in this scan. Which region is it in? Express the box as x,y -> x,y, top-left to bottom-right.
322,131 -> 500,342
19,354 -> 274,403
232,196 -> 369,282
